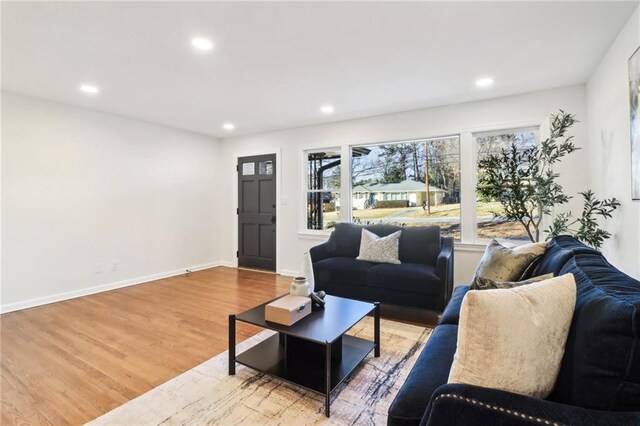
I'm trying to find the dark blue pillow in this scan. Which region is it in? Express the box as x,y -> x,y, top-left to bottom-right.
325,222 -> 362,258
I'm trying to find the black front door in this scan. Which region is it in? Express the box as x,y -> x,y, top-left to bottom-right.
237,154 -> 276,271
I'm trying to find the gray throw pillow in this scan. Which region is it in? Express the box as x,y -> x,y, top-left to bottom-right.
472,273 -> 555,290
357,229 -> 401,264
472,240 -> 548,286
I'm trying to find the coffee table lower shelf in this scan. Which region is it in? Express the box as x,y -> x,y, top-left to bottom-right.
235,333 -> 375,415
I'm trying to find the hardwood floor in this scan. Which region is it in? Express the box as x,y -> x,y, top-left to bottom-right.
0,267 -> 291,425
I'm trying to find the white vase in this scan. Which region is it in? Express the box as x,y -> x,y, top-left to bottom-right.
302,251 -> 315,294
290,277 -> 311,297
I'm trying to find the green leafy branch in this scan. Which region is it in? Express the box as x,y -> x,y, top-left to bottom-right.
546,191 -> 620,249
477,110 -> 619,247
477,110 -> 578,242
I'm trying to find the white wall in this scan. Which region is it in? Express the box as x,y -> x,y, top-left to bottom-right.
218,85 -> 588,285
586,6 -> 640,279
1,92 -> 221,312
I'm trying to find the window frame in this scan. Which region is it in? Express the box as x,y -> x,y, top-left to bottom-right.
348,135 -> 462,240
299,118 -> 549,246
471,126 -> 542,245
302,147 -> 343,232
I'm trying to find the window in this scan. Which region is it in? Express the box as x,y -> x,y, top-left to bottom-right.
475,128 -> 539,241
306,149 -> 341,230
303,124 -> 541,244
350,137 -> 461,239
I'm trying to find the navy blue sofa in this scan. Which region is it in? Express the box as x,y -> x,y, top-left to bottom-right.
387,236 -> 640,426
310,223 -> 454,311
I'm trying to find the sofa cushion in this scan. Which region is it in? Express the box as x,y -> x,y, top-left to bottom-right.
324,223 -> 363,258
357,229 -> 401,264
448,274 -> 576,399
534,235 -> 599,276
324,223 -> 441,265
361,224 -> 441,265
393,225 -> 441,265
367,263 -> 441,294
550,253 -> 640,411
439,285 -> 470,325
472,239 -> 543,285
388,324 -> 458,426
470,273 -> 554,290
313,257 -> 375,287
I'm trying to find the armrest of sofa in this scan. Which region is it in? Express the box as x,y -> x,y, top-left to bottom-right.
421,383 -> 640,426
309,240 -> 333,263
436,237 -> 454,308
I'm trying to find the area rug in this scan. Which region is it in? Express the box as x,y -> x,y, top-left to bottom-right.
89,317 -> 432,426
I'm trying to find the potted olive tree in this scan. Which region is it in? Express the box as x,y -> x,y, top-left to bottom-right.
476,110 -> 619,249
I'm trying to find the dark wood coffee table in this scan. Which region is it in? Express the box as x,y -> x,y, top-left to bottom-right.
228,295 -> 380,417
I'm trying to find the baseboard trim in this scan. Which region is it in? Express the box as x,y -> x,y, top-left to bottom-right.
0,261 -> 222,314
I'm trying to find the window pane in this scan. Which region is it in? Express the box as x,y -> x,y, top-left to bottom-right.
475,129 -> 538,241
307,150 -> 341,191
351,137 -> 461,240
306,191 -> 340,230
258,160 -> 273,175
306,149 -> 341,230
241,162 -> 255,175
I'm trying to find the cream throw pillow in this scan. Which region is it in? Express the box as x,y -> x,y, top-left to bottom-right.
357,229 -> 401,264
448,273 -> 576,399
472,239 -> 548,285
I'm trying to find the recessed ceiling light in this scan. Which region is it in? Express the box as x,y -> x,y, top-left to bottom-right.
320,105 -> 335,114
80,84 -> 99,94
223,123 -> 235,130
475,77 -> 494,88
191,38 -> 213,51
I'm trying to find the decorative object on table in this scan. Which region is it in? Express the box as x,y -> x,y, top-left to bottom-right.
310,290 -> 326,310
629,46 -> 640,200
289,276 -> 311,296
301,251 -> 315,293
448,274 -> 577,399
471,273 -> 554,290
356,229 -> 402,264
472,239 -> 547,286
476,110 -> 620,248
264,295 -> 311,326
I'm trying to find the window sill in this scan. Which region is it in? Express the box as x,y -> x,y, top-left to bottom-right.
297,230 -> 332,241
454,242 -> 487,252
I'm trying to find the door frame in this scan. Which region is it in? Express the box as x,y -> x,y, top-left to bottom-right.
231,148 -> 282,274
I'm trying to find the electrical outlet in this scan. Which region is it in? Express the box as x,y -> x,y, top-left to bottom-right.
112,261 -> 119,272
96,262 -> 104,274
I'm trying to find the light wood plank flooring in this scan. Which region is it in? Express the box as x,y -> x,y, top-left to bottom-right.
1,267 -> 291,425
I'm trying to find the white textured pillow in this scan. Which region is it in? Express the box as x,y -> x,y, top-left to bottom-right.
357,229 -> 401,264
448,273 -> 576,398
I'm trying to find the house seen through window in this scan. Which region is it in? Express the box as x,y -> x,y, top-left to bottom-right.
350,137 -> 461,239
305,127 -> 539,243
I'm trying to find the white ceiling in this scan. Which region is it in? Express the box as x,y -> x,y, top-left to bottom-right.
2,1 -> 637,138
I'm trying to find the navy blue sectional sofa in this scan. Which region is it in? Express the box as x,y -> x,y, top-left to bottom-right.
388,236 -> 640,426
310,223 -> 454,311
